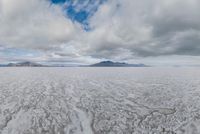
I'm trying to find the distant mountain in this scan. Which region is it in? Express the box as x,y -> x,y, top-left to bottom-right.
0,64 -> 7,67
7,61 -> 44,67
90,61 -> 149,67
0,61 -> 149,67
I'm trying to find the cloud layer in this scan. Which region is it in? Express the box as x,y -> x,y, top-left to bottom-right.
86,0 -> 200,58
0,0 -> 200,65
0,0 -> 82,49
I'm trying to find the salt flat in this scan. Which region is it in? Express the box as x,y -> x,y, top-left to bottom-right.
0,67 -> 200,134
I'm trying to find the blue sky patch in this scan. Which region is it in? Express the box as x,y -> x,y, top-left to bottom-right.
50,0 -> 107,30
66,5 -> 89,23
51,0 -> 67,4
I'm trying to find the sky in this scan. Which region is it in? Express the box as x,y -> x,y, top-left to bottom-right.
0,0 -> 200,66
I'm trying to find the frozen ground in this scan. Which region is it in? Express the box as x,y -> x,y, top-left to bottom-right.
0,67 -> 200,134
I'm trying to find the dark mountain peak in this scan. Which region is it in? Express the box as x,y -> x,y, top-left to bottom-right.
7,61 -> 43,67
100,61 -> 114,64
20,61 -> 32,64
100,61 -> 126,64
90,61 -> 149,67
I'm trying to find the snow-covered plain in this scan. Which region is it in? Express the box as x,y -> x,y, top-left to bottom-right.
0,67 -> 200,134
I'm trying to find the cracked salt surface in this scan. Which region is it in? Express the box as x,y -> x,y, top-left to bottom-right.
0,67 -> 200,134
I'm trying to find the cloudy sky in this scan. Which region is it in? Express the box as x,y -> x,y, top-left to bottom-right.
0,0 -> 200,66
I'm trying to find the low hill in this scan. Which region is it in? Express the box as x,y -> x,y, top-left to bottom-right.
90,61 -> 149,67
7,61 -> 44,67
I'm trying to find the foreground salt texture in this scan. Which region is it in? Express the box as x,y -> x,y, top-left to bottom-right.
0,68 -> 200,134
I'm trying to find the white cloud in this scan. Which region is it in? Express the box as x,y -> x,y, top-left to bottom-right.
1,0 -> 200,66
0,0 -> 82,50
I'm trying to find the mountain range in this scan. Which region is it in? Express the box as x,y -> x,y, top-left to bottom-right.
3,61 -> 44,67
90,61 -> 148,67
0,61 -> 149,67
